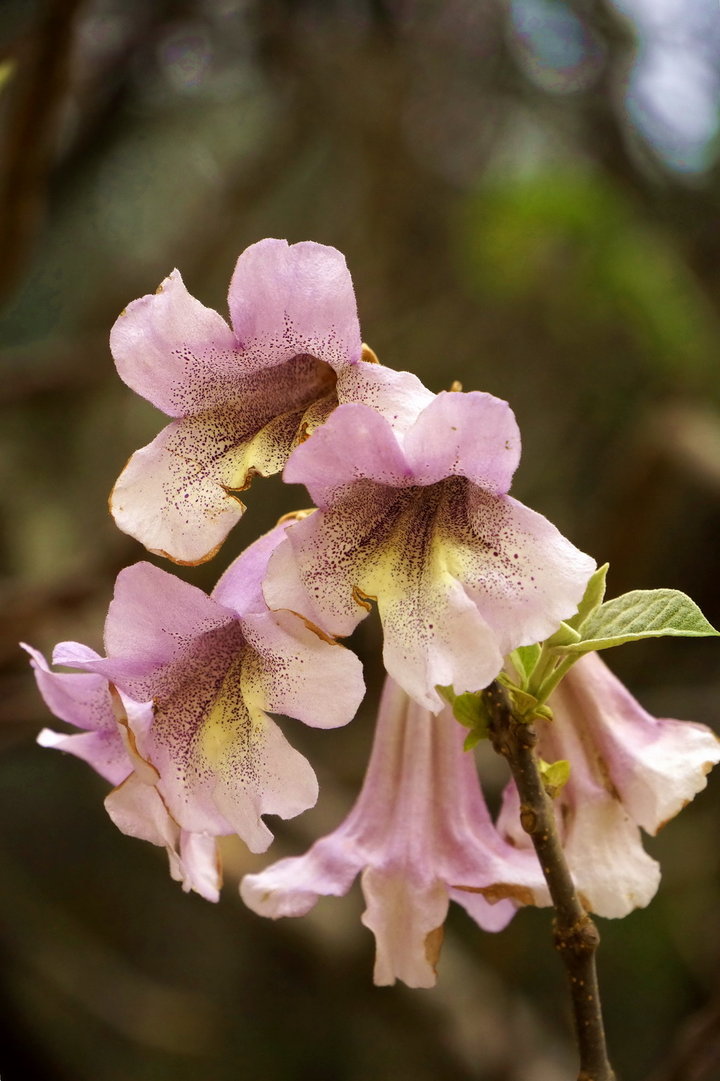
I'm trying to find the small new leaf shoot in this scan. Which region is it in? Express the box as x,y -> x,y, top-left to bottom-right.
507,686 -> 541,719
539,758 -> 571,799
437,685 -> 456,708
566,563 -> 609,630
463,729 -> 485,752
452,692 -> 491,736
510,643 -> 542,684
545,621 -> 582,648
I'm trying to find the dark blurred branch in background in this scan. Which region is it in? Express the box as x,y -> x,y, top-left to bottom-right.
0,0 -> 85,303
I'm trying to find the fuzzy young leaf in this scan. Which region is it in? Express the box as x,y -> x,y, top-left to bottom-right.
564,588 -> 718,653
567,563 -> 609,629
452,692 -> 491,736
463,729 -> 486,751
437,685 -> 456,708
538,758 -> 571,798
545,621 -> 582,648
511,643 -> 542,684
505,686 -> 541,718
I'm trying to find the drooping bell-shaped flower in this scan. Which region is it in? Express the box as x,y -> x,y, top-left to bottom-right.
497,652 -> 720,918
241,674 -> 546,988
24,642 -> 222,900
263,391 -> 595,711
27,523 -> 365,875
110,238 -> 433,564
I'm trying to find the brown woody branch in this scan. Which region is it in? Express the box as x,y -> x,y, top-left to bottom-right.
484,680 -> 616,1081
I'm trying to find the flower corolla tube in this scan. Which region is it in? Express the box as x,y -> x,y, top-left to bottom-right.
498,652 -> 720,917
241,674 -> 547,988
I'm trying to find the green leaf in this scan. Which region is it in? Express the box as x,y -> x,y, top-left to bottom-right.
510,643 -> 542,684
564,588 -> 719,653
437,685 -> 456,708
452,692 -> 491,734
538,758 -> 571,798
545,621 -> 582,648
463,729 -> 486,751
567,563 -> 609,629
507,686 -> 540,717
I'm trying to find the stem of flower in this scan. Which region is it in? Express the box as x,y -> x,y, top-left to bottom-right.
484,680 -> 616,1081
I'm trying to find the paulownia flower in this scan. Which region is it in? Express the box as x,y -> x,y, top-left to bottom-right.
27,524 -> 365,879
263,391 -> 595,711
241,674 -> 546,988
497,652 -> 720,918
111,238 -> 433,564
24,643 -> 222,901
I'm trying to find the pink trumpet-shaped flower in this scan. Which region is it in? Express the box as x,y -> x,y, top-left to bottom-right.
264,391 -> 595,711
110,238 -> 432,564
498,652 -> 720,918
24,643 -> 222,900
26,524 -> 365,884
241,675 -> 546,988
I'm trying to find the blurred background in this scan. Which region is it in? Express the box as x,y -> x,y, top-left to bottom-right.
2,0 -> 720,1078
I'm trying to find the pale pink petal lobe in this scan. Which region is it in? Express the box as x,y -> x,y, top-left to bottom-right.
212,522 -> 293,616
283,403 -> 413,506
336,360 -> 435,433
240,610 -> 365,728
111,270 -> 238,416
361,868 -> 449,988
404,391 -> 521,492
24,644 -> 129,784
228,239 -> 361,371
102,562 -> 232,680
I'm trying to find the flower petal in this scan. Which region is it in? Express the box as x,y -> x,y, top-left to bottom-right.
361,867 -> 449,988
283,403 -> 413,506
104,774 -> 222,902
403,391 -> 521,492
177,830 -> 222,903
111,269 -> 238,417
449,888 -> 517,933
240,834 -> 362,918
560,654 -> 720,835
101,562 -> 232,685
23,644 -> 129,784
227,239 -> 361,371
105,772 -> 178,848
212,522 -> 293,616
439,485 -> 596,659
36,727 -> 129,785
140,629 -> 319,850
240,610 -> 365,729
111,363 -> 334,564
189,709 -> 320,852
263,486 -> 402,639
560,796 -> 660,918
110,418 -> 255,566
24,644 -> 112,732
51,641 -> 103,668
377,565 -> 505,711
336,359 -> 435,433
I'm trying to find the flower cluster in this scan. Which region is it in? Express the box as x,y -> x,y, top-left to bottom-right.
27,238 -> 719,987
